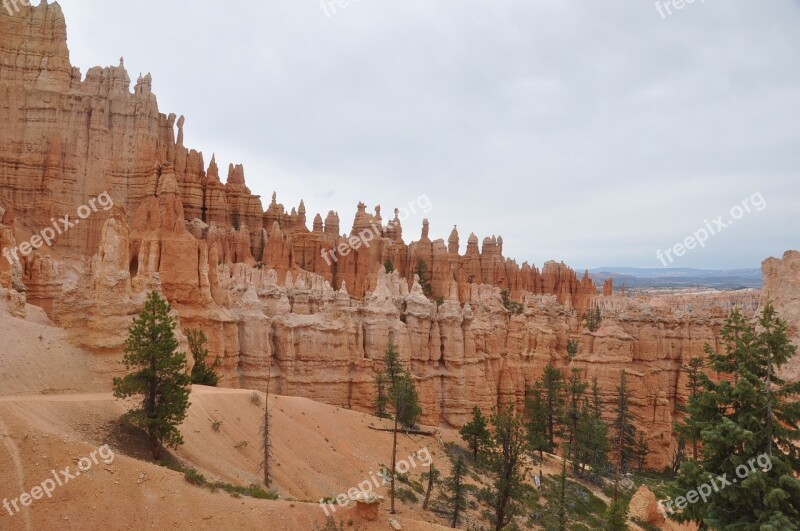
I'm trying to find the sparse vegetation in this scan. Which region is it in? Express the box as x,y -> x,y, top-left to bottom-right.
211,420 -> 222,432
500,289 -> 524,315
250,391 -> 262,406
414,258 -> 432,297
182,467 -> 278,499
582,302 -> 602,332
566,339 -> 580,358
395,486 -> 418,503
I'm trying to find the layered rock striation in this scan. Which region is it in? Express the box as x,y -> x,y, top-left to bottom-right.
0,3 -> 788,470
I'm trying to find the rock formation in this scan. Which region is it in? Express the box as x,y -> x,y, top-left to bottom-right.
0,3 -> 791,471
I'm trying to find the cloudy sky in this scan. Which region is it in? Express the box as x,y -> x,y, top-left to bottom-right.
55,0 -> 798,270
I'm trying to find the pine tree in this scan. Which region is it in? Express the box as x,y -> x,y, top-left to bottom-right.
605,498 -> 629,530
525,382 -> 549,479
487,405 -> 530,531
583,302 -> 603,332
187,329 -> 221,386
459,406 -> 491,461
612,371 -> 636,500
557,443 -> 569,530
422,462 -> 439,511
581,377 -> 611,479
389,370 -> 422,514
566,339 -> 580,358
442,455 -> 467,527
542,364 -> 566,452
635,432 -> 649,471
384,336 -> 403,386
565,367 -> 589,473
113,291 -> 191,460
668,305 -> 800,528
414,258 -> 432,297
384,258 -> 395,273
375,370 -> 389,418
677,356 -> 704,460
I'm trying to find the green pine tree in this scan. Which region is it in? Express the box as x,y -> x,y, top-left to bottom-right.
542,364 -> 566,452
384,336 -> 403,386
583,302 -> 603,332
487,405 -> 530,531
566,339 -> 580,358
113,291 -> 191,460
612,371 -> 637,500
667,305 -> 800,528
525,382 -> 550,479
187,329 -> 221,387
460,406 -> 491,461
375,370 -> 390,418
557,442 -> 569,530
580,377 -> 611,479
676,356 -> 705,461
414,258 -> 432,297
565,367 -> 589,473
442,455 -> 468,528
635,432 -> 649,471
605,498 -> 629,530
389,369 -> 422,514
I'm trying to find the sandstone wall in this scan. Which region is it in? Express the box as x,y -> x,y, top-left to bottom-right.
0,3 -> 784,472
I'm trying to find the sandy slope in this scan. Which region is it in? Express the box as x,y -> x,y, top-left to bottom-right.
0,387 -> 455,530
0,306 -> 453,529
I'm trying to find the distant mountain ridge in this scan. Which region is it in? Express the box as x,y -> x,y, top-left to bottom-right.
586,267 -> 762,290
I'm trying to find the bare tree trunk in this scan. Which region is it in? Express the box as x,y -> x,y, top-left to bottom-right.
264,361 -> 272,487
766,335 -> 773,456
150,430 -> 160,460
614,428 -> 622,502
391,415 -> 398,514
422,463 -> 435,510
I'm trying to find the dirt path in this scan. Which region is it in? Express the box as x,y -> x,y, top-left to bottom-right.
0,415 -> 32,530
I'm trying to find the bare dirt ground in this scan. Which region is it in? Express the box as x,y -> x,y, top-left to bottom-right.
0,307 -> 457,530
0,387 -> 458,530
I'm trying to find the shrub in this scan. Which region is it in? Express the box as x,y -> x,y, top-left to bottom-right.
250,392 -> 262,406
184,468 -> 206,486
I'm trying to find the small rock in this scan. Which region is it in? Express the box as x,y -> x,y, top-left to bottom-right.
389,519 -> 402,530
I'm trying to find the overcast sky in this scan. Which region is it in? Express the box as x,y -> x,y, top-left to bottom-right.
54,0 -> 799,270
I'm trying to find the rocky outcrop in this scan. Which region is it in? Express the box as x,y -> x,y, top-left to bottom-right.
1,4 -> 792,472
762,250 -> 800,380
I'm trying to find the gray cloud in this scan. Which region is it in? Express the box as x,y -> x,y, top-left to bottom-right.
57,0 -> 800,269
